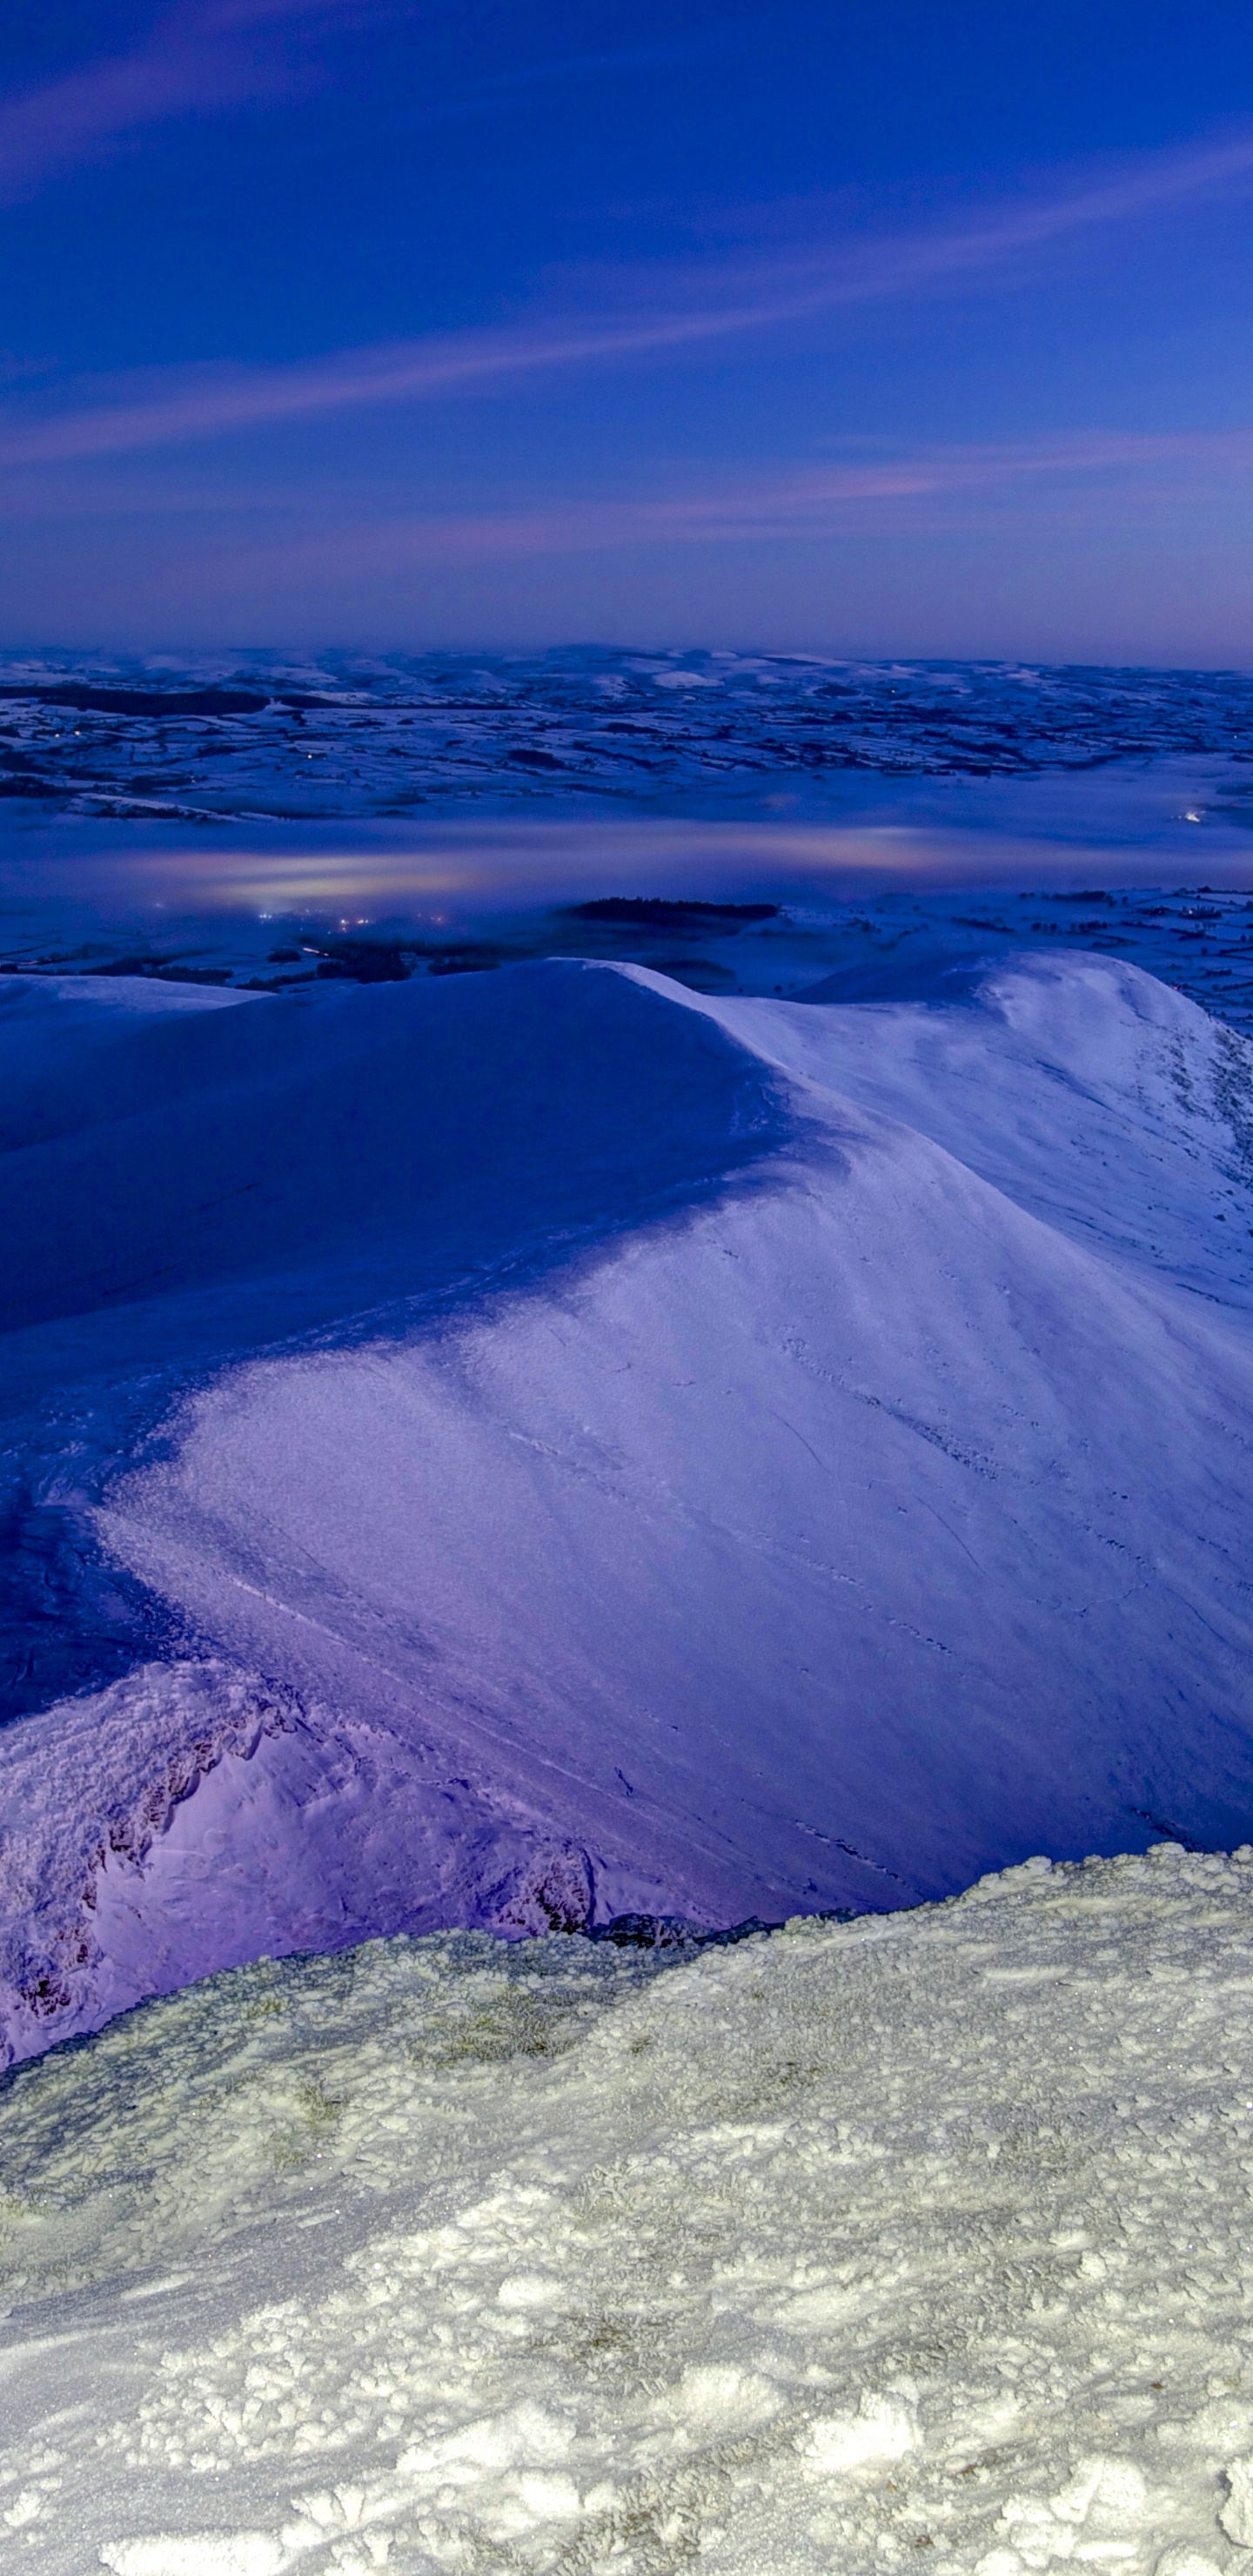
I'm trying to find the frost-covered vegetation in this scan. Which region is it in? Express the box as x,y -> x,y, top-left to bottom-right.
3,1848 -> 1253,2573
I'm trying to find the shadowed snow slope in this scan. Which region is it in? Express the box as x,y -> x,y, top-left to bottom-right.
3,953 -> 1253,2060
0,962 -> 783,1351
3,1848 -> 1253,2576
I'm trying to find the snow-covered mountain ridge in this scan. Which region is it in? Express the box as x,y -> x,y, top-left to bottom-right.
3,949 -> 1253,2062
3,1843 -> 1253,2575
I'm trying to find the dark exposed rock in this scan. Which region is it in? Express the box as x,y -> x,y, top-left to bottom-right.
569,899 -> 779,927
0,683 -> 270,717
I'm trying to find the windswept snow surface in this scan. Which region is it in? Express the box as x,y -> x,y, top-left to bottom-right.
3,950 -> 1253,2056
5,1849 -> 1253,2574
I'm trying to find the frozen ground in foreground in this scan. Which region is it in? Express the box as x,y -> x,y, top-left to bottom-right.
3,1846 -> 1253,2575
4,946 -> 1253,2058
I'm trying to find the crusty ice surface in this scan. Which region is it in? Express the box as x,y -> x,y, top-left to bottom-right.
3,1847 -> 1253,2573
3,952 -> 1253,2056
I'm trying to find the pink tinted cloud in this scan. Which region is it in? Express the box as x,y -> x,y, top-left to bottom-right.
3,121 -> 1253,462
191,428 -> 1253,578
0,0 -> 396,202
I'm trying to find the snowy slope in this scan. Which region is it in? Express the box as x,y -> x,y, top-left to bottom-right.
712,950 -> 1253,1307
0,959 -> 781,1352
3,1848 -> 1253,2576
3,954 -> 1253,2059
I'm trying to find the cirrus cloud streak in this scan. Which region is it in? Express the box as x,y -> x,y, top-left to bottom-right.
174,429 -> 1253,584
0,0 -> 408,202
3,124 -> 1253,468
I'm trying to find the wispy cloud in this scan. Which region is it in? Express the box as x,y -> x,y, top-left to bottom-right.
3,122 -> 1253,465
178,429 -> 1253,580
8,425 -> 1244,538
0,6 -> 776,210
0,0 -> 401,202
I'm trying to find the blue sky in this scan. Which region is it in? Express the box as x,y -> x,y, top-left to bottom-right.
3,1 -> 1253,655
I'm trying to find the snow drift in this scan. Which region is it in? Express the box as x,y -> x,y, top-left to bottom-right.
3,950 -> 1253,2056
2,1845 -> 1253,2574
